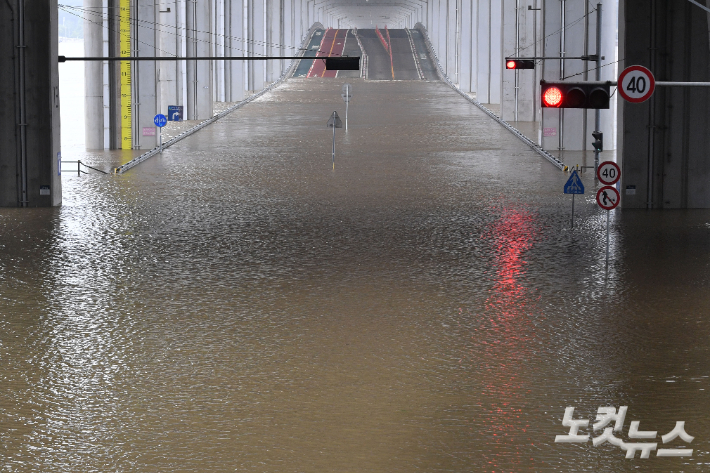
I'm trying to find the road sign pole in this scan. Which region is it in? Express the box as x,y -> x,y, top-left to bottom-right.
594,3 -> 602,176
332,112 -> 336,170
605,209 -> 610,269
159,127 -> 162,152
571,193 -> 575,229
345,100 -> 348,131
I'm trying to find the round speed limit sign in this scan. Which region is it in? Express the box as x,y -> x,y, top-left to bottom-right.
618,65 -> 655,103
597,161 -> 621,185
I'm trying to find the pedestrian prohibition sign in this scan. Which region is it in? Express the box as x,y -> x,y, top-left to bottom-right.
618,65 -> 655,103
597,186 -> 620,210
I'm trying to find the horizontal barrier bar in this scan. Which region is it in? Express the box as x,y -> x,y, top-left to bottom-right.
59,56 -> 358,62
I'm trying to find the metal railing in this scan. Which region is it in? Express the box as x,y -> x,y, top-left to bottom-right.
60,160 -> 109,176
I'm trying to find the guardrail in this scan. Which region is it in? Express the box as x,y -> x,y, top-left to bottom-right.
413,23 -> 565,171
352,27 -> 368,80
113,22 -> 325,175
61,160 -> 109,176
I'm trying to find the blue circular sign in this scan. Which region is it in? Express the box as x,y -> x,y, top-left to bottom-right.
154,114 -> 167,127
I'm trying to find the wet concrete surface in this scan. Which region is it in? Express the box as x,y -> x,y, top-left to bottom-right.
2,77 -> 710,472
389,29 -> 421,80
409,28 -> 439,81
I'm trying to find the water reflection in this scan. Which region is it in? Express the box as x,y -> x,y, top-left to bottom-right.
1,78 -> 709,471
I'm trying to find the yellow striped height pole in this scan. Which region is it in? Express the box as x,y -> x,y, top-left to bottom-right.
119,0 -> 132,149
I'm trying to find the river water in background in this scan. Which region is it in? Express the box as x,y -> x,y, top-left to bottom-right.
1,64 -> 710,471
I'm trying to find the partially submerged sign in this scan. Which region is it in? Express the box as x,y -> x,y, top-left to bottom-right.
327,111 -> 343,129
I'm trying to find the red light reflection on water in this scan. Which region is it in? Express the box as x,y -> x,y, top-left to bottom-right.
477,207 -> 540,470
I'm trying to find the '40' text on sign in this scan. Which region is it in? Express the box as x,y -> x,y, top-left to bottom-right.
555,406 -> 693,459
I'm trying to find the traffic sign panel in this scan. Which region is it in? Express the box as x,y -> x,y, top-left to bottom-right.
154,114 -> 167,127
564,170 -> 585,194
618,65 -> 655,103
596,186 -> 620,210
168,105 -> 183,122
597,161 -> 620,185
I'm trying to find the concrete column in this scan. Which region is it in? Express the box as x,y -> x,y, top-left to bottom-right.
226,0 -> 245,102
500,0 -> 536,122
265,0 -> 277,82
460,0 -> 471,92
621,0 -> 710,208
294,0 -> 302,44
134,0 -> 157,149
264,0 -> 278,83
476,0 -> 491,103
540,0 -> 562,150
438,0 -> 447,72
84,0 -> 104,149
186,0 -> 213,119
284,0 -> 293,68
177,0 -> 188,110
0,0 -> 62,206
541,0 -> 616,152
215,0 -> 225,102
103,0 -> 110,148
446,0 -> 457,82
157,0 -> 181,119
248,0 -> 265,91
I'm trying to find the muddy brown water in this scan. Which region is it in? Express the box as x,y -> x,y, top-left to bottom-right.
2,78 -> 710,472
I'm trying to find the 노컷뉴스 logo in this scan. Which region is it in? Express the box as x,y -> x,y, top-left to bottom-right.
555,406 -> 694,459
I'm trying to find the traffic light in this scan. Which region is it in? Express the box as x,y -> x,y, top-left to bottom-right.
325,57 -> 360,70
540,81 -> 611,109
505,58 -> 535,69
592,131 -> 603,151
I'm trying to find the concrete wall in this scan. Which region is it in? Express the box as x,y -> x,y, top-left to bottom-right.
0,0 -> 62,207
620,0 -> 710,208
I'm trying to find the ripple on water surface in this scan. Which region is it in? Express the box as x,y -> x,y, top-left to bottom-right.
1,79 -> 710,472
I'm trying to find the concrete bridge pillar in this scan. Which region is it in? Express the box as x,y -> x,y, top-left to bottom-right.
248,0 -> 265,91
156,0 -> 184,122
460,0 -> 476,93
134,0 -> 158,149
226,0 -> 246,102
619,0 -> 710,208
186,0 -> 213,120
500,0 -> 537,122
475,0 -> 501,104
84,0 -> 104,149
0,0 -> 62,206
215,0 -> 226,103
540,0 -> 617,152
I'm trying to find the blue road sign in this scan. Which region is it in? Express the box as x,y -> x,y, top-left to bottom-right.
564,170 -> 585,194
154,114 -> 168,127
168,105 -> 183,122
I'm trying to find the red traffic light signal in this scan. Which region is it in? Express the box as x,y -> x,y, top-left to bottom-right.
540,81 -> 611,109
505,58 -> 535,69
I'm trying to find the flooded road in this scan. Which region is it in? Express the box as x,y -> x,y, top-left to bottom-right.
2,77 -> 710,472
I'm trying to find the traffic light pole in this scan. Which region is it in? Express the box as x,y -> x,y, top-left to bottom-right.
594,3 -> 602,176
